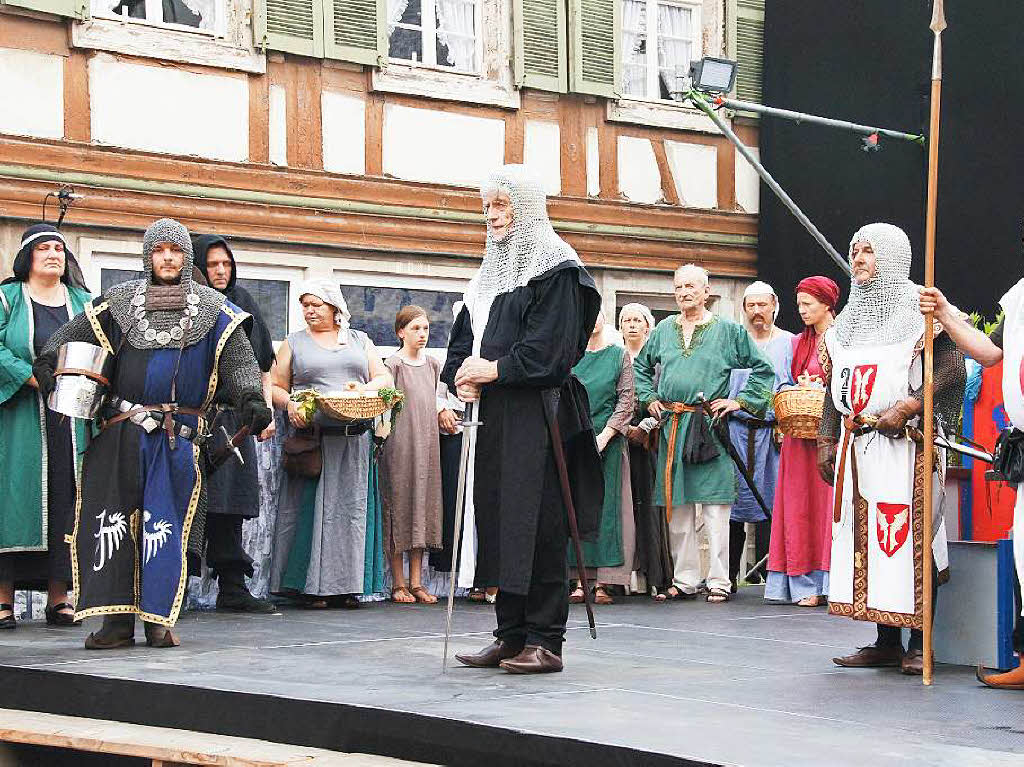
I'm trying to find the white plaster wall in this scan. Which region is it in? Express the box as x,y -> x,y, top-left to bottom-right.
0,48 -> 63,140
322,91 -> 366,176
586,127 -> 600,197
523,121 -> 561,196
617,136 -> 663,205
269,85 -> 287,166
735,145 -> 761,213
89,55 -> 248,162
665,141 -> 718,209
383,105 -> 505,188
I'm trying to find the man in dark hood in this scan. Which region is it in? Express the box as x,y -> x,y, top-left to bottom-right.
192,234 -> 277,613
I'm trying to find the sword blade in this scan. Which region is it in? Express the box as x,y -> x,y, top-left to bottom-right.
442,399 -> 480,674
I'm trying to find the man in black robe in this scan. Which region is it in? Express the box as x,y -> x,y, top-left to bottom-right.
193,235 -> 276,613
443,165 -> 603,674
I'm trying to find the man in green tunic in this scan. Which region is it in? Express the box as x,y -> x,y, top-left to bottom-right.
634,264 -> 774,603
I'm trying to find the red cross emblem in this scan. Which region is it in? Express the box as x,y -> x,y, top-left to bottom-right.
851,364 -> 877,414
876,502 -> 910,558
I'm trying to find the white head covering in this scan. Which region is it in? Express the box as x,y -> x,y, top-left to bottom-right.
833,223 -> 924,348
618,302 -> 656,333
742,280 -> 780,321
298,279 -> 352,343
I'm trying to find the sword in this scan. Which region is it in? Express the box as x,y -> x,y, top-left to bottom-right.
207,425 -> 251,471
442,399 -> 482,674
699,397 -> 773,522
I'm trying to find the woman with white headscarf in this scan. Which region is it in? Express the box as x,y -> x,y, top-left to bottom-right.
269,280 -> 391,608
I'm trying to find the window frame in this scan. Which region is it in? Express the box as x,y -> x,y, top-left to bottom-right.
619,0 -> 702,105
89,0 -> 228,38
387,0 -> 485,75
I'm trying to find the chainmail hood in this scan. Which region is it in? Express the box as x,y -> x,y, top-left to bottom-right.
832,222 -> 924,348
471,165 -> 582,306
106,219 -> 226,350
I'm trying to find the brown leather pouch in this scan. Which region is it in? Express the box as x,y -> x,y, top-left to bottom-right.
283,427 -> 322,478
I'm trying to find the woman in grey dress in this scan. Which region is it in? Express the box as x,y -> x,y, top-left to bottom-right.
269,280 -> 391,608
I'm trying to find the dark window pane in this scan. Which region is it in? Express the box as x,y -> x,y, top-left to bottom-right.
100,268 -> 144,294
111,0 -> 146,18
163,0 -> 202,27
235,278 -> 289,341
341,286 -> 461,348
398,0 -> 421,26
389,27 -> 423,63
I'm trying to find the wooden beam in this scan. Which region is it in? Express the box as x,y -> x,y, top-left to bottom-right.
248,73 -> 270,165
63,50 -> 90,144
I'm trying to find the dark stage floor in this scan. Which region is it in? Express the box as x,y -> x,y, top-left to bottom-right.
2,587 -> 1023,767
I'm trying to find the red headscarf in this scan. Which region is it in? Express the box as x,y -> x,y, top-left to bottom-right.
791,276 -> 840,381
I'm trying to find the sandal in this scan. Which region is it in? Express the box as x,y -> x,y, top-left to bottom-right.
569,587 -> 585,604
664,587 -> 696,601
706,589 -> 730,603
45,602 -> 81,626
651,590 -> 667,602
797,595 -> 826,607
303,598 -> 329,609
0,603 -> 16,630
410,586 -> 438,604
593,586 -> 614,605
392,586 -> 416,604
467,588 -> 487,603
341,594 -> 361,609
144,623 -> 180,648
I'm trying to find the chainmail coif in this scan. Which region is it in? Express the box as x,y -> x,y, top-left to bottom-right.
833,222 -> 924,348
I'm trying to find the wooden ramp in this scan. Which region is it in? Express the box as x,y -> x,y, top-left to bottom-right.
0,708 -> 432,767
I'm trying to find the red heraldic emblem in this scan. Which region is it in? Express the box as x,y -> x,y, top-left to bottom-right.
876,502 -> 910,557
851,364 -> 878,414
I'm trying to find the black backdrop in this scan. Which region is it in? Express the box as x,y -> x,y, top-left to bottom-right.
759,0 -> 1024,331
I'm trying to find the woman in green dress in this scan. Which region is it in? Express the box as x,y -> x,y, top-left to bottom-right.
569,309 -> 635,605
0,224 -> 92,628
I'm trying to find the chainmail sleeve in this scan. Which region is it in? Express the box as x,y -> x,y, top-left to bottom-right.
216,327 -> 264,407
40,311 -> 99,358
818,393 -> 841,442
909,332 -> 966,433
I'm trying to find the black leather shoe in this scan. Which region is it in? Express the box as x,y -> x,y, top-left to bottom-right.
499,645 -> 564,674
455,640 -> 522,668
216,589 -> 276,614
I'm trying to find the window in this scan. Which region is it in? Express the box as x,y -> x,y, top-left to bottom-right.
621,0 -> 700,101
236,278 -> 291,342
342,285 -> 462,350
388,0 -> 479,73
90,0 -> 223,34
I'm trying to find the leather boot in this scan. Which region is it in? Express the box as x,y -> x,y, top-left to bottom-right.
832,643 -> 903,668
216,571 -> 276,614
900,648 -> 925,675
977,662 -> 1024,690
455,640 -> 523,668
499,645 -> 564,674
85,614 -> 135,650
143,621 -> 180,648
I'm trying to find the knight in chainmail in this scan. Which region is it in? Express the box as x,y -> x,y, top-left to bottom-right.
33,218 -> 271,650
817,222 -> 964,676
442,165 -> 603,674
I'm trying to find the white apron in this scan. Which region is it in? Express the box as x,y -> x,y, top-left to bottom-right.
826,328 -> 947,630
998,278 -> 1024,617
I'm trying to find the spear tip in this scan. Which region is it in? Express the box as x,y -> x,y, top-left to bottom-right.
930,0 -> 947,33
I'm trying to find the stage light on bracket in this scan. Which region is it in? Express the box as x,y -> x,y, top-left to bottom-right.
689,57 -> 738,94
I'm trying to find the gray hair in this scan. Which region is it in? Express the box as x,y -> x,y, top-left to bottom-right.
674,263 -> 709,286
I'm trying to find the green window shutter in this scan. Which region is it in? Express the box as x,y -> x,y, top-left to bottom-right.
513,0 -> 568,93
735,0 -> 764,103
253,0 -> 325,57
567,0 -> 618,97
324,0 -> 386,65
0,0 -> 88,19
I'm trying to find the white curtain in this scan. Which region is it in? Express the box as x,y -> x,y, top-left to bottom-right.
388,0 -> 412,35
621,0 -> 647,97
436,0 -> 476,70
657,3 -> 692,95
180,0 -> 216,30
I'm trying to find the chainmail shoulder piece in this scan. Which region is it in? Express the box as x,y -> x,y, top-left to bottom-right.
469,164 -> 582,308
833,223 -> 924,348
105,219 -> 226,350
216,321 -> 264,406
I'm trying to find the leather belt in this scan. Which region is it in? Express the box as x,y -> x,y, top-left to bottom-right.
662,401 -> 699,524
102,401 -> 205,446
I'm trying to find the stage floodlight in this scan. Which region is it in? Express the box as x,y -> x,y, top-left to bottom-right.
689,57 -> 738,94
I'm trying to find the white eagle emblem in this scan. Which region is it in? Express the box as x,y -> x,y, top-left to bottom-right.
93,510 -> 127,572
142,511 -> 173,565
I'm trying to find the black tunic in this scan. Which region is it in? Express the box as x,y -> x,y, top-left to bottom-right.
442,262 -> 604,595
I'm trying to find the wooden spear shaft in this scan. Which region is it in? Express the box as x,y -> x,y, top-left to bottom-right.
922,0 -> 946,687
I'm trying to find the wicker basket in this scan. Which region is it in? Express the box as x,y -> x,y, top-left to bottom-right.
318,393 -> 390,422
774,387 -> 826,439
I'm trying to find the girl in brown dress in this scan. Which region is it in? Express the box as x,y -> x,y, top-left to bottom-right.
381,306 -> 456,604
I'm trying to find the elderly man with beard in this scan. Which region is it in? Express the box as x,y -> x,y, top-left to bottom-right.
33,219 -> 271,649
726,282 -> 793,591
444,165 -> 603,675
820,223 -> 964,676
634,265 -> 774,604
